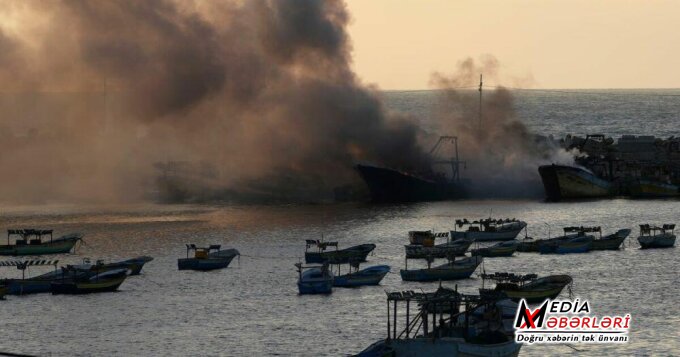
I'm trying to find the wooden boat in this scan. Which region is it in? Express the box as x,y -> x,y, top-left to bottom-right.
591,228 -> 631,250
638,224 -> 676,249
51,268 -> 128,294
0,230 -> 82,256
178,244 -> 240,271
304,240 -> 375,264
471,241 -> 518,257
404,238 -> 472,259
451,218 -> 527,242
480,273 -> 573,303
333,262 -> 390,287
296,262 -> 333,294
539,235 -> 592,254
1,259 -> 73,295
630,179 -> 679,198
400,256 -> 483,282
520,226 -> 601,253
356,289 -> 521,356
73,256 -> 154,276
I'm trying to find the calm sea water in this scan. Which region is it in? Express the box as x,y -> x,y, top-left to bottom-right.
1,90 -> 680,356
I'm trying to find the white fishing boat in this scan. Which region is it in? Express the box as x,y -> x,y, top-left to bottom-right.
450,218 -> 527,241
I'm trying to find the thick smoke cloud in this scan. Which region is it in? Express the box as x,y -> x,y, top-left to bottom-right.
430,56 -> 573,197
0,0 -> 431,203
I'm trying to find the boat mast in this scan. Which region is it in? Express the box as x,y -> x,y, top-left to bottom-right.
478,74 -> 483,132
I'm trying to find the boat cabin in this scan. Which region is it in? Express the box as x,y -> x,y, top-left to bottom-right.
185,244 -> 222,259
563,226 -> 602,237
639,224 -> 675,236
7,229 -> 53,246
304,240 -> 338,253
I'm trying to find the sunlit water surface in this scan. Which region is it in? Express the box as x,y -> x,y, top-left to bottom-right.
0,200 -> 678,356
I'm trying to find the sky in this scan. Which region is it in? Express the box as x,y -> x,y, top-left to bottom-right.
346,0 -> 680,90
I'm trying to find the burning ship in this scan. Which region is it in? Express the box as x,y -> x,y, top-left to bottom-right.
356,136 -> 467,202
540,134 -> 680,201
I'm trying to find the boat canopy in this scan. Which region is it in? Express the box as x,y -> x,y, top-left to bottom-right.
564,226 -> 601,233
7,229 -> 53,236
0,259 -> 59,269
305,240 -> 338,251
640,224 -> 675,234
455,218 -> 520,227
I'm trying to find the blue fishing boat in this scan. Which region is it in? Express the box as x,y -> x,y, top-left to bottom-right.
539,235 -> 592,254
400,256 -> 483,282
638,224 -> 676,249
333,263 -> 390,287
178,244 -> 240,271
296,262 -> 333,294
0,259 -> 75,295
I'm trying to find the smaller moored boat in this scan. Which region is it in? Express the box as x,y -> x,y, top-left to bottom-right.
638,224 -> 676,249
71,256 -> 154,276
471,241 -> 518,257
178,244 -> 240,271
304,240 -> 375,264
479,272 -> 573,303
51,268 -> 128,294
451,218 -> 527,242
538,235 -> 592,254
629,179 -> 679,198
400,256 -> 483,282
589,227 -> 631,250
0,230 -> 82,256
332,262 -> 390,287
296,262 -> 333,294
404,237 -> 472,259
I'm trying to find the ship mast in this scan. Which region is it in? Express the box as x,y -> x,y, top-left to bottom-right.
478,74 -> 483,132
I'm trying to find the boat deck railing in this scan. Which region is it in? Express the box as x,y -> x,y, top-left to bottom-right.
7,229 -> 54,245
384,288 -> 498,341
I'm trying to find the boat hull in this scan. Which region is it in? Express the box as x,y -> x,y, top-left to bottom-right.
298,280 -> 333,294
0,237 -> 79,256
591,230 -> 631,251
356,164 -> 464,203
450,224 -> 526,242
305,244 -> 376,264
357,338 -> 521,357
630,180 -> 679,198
178,255 -> 235,271
539,236 -> 592,254
471,243 -> 517,257
5,279 -> 53,295
333,265 -> 390,287
400,257 -> 482,282
638,234 -> 676,249
51,276 -> 126,294
539,164 -> 612,201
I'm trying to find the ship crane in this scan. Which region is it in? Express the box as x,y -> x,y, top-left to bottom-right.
430,136 -> 466,183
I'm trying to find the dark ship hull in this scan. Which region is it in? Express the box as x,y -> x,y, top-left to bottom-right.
539,164 -> 613,201
356,164 -> 465,202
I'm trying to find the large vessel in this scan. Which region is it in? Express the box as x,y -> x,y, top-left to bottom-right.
539,164 -> 613,201
356,136 -> 466,202
540,134 -> 680,200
